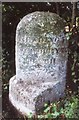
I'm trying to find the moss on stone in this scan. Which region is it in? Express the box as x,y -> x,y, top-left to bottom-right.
17,11 -> 66,37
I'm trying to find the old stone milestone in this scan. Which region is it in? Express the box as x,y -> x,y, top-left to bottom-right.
9,11 -> 68,116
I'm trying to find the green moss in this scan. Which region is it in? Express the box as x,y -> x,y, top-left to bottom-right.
18,12 -> 66,37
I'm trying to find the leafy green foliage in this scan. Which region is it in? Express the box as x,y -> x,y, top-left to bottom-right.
27,96 -> 79,119
63,96 -> 79,118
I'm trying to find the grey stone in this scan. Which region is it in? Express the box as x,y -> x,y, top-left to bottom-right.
9,11 -> 68,116
9,75 -> 65,115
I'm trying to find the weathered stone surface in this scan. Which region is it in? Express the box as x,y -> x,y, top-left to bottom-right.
9,75 -> 65,115
16,11 -> 67,81
9,11 -> 68,116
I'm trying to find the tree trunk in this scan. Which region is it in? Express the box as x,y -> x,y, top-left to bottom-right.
71,2 -> 76,27
56,3 -> 59,15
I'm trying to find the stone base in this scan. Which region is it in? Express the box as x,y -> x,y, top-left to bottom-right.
9,76 -> 65,116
